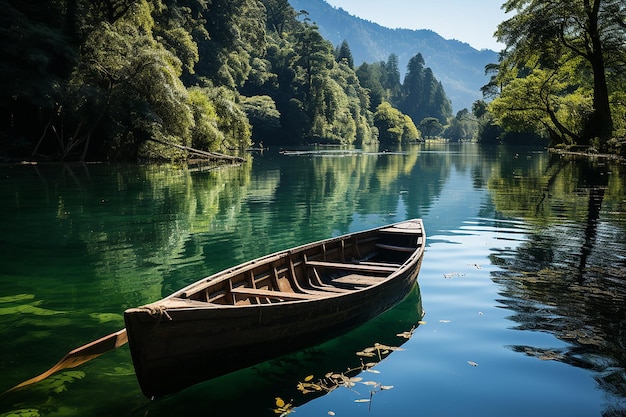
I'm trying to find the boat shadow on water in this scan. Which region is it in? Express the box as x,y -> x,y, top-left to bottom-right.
138,284 -> 424,417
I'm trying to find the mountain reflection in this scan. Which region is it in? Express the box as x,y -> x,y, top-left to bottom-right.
488,153 -> 626,413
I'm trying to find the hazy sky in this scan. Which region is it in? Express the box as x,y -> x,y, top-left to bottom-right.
323,0 -> 510,51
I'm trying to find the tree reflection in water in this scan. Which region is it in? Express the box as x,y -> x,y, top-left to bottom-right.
489,154 -> 626,414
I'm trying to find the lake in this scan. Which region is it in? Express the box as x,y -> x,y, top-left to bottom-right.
1,143 -> 625,416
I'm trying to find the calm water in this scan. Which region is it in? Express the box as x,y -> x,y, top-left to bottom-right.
1,144 -> 625,417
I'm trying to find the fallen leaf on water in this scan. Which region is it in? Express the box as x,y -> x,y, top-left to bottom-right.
467,361 -> 478,367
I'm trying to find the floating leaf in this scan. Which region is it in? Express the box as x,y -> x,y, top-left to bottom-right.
439,320 -> 451,323
365,369 -> 380,374
380,385 -> 394,390
328,412 -> 335,416
273,397 -> 294,416
304,375 -> 314,382
354,399 -> 371,403
418,320 -> 427,325
467,361 -> 478,367
362,381 -> 378,386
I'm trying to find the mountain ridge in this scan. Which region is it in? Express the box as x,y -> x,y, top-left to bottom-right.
289,0 -> 499,111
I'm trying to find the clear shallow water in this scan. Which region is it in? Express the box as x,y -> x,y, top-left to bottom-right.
0,144 -> 625,416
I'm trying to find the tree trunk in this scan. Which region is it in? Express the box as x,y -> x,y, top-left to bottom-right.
583,0 -> 614,146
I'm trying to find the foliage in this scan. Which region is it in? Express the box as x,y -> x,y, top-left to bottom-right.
417,117 -> 443,139
443,109 -> 478,142
398,53 -> 452,126
488,0 -> 626,151
335,40 -> 354,68
0,0 -> 457,159
373,102 -> 420,144
0,0 -> 255,161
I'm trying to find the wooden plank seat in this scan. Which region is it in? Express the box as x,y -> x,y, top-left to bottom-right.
375,243 -> 416,253
230,287 -> 322,300
331,274 -> 386,287
354,260 -> 402,268
305,260 -> 397,273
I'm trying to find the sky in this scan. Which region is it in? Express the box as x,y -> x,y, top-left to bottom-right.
323,0 -> 510,51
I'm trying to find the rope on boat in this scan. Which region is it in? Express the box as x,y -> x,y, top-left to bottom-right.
147,305 -> 173,323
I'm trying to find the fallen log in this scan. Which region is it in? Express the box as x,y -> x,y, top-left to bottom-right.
147,138 -> 245,163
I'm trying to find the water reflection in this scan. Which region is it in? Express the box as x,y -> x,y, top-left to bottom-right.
488,153 -> 626,414
1,145 -> 626,416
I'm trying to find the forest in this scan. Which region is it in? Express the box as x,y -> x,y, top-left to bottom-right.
0,0 -> 455,162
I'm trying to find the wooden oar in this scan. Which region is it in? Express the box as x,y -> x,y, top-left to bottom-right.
3,328 -> 128,394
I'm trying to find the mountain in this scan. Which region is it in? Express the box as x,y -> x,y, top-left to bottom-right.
289,0 -> 499,112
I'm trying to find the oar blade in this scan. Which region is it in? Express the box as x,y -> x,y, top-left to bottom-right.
4,328 -> 128,394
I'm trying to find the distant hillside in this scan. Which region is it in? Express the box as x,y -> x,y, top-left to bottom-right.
289,0 -> 499,111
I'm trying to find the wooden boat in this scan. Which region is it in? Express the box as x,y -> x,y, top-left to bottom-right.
123,219 -> 426,398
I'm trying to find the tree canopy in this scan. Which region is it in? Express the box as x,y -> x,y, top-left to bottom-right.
486,0 -> 626,154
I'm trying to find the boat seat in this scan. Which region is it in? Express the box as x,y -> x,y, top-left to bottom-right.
375,243 -> 416,253
305,260 -> 397,273
354,260 -> 402,268
230,287 -> 322,300
331,274 -> 386,287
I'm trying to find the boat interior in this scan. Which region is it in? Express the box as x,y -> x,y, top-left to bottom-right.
176,223 -> 423,306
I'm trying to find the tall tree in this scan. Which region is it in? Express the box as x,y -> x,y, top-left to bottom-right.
494,0 -> 625,148
399,53 -> 451,126
263,0 -> 296,38
335,40 -> 354,68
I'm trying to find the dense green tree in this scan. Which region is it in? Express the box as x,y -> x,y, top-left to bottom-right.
473,100 -> 503,143
263,0 -> 297,38
491,0 -> 626,150
398,53 -> 452,126
383,54 -> 402,102
443,109 -> 478,142
355,54 -> 404,112
335,40 -> 354,68
417,117 -> 443,139
374,102 -> 420,144
355,62 -> 386,111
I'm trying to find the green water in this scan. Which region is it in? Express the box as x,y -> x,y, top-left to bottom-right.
1,144 -> 625,416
